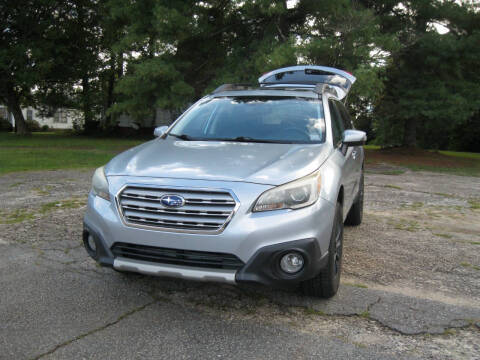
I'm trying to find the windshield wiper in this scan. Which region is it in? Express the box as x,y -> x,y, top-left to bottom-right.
216,136 -> 293,144
169,133 -> 193,141
169,134 -> 295,143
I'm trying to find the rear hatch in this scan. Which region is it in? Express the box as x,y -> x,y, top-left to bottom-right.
258,65 -> 356,100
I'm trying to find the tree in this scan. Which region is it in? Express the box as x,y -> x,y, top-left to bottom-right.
374,1 -> 480,148
298,0 -> 397,136
0,0 -> 98,135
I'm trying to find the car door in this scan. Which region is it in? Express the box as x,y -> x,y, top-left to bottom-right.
335,101 -> 363,198
328,100 -> 356,213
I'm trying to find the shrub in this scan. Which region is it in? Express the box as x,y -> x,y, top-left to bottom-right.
25,119 -> 41,132
41,124 -> 50,131
0,118 -> 13,132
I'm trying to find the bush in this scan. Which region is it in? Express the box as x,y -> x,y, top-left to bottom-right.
25,119 -> 41,132
41,124 -> 50,131
0,118 -> 13,132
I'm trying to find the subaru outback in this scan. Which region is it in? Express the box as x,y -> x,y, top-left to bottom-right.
83,65 -> 366,298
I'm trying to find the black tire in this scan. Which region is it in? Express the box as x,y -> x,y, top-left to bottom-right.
345,171 -> 364,226
301,201 -> 343,298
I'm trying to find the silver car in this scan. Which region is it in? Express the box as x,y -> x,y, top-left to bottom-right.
83,65 -> 366,298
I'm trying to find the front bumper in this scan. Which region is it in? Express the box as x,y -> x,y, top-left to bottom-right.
83,176 -> 335,287
84,225 -> 327,286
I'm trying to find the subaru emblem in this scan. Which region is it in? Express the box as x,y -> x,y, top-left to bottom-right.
160,194 -> 185,208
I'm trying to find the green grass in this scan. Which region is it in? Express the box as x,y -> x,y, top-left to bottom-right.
303,308 -> 325,316
433,192 -> 455,198
364,144 -> 381,150
365,169 -> 406,176
393,219 -> 421,232
359,310 -> 370,318
402,164 -> 480,177
468,199 -> 480,210
384,184 -> 402,190
0,208 -> 35,224
0,197 -> 86,224
437,150 -> 480,160
0,132 -> 146,175
2,132 -> 479,177
400,202 -> 424,210
39,198 -> 85,214
344,282 -> 368,289
433,233 -> 453,239
9,182 -> 24,188
0,132 -> 144,150
460,262 -> 480,271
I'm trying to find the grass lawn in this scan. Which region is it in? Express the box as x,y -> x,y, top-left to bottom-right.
1,132 -> 479,177
0,132 -> 146,175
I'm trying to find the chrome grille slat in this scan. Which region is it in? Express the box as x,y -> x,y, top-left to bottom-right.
120,196 -> 232,214
126,217 -> 220,230
185,200 -> 235,205
121,194 -> 235,205
122,188 -> 233,201
118,186 -> 237,233
122,205 -> 231,217
124,209 -> 227,223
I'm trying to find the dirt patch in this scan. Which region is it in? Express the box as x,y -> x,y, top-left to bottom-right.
365,148 -> 480,175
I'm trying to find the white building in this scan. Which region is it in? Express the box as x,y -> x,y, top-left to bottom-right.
0,105 -> 176,130
0,105 -> 80,130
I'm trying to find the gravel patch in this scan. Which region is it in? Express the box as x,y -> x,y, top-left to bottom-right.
1,166 -> 479,359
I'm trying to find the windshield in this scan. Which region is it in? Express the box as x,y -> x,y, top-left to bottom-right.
169,96 -> 325,144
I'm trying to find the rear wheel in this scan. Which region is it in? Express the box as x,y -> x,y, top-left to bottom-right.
301,201 -> 343,298
345,171 -> 364,226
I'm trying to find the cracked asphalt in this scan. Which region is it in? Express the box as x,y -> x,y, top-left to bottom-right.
0,166 -> 479,359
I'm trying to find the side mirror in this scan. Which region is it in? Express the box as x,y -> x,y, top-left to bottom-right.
154,125 -> 168,138
343,129 -> 367,147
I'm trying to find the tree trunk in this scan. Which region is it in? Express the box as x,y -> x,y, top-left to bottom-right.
82,76 -> 95,134
104,55 -> 116,127
6,90 -> 28,135
403,118 -> 417,147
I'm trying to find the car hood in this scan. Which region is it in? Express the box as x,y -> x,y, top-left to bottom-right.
106,138 -> 332,186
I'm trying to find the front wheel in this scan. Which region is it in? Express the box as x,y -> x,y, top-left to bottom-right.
301,201 -> 343,298
345,171 -> 364,226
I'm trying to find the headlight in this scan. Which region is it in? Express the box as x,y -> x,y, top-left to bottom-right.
92,166 -> 110,201
253,171 -> 321,212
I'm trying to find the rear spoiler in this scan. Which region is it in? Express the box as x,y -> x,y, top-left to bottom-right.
258,65 -> 356,100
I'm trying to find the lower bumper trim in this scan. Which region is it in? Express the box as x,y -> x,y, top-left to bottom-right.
113,257 -> 237,284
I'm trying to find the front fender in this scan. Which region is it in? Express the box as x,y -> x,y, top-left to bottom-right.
318,153 -> 344,206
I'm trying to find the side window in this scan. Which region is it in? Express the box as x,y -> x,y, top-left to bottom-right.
328,100 -> 344,147
335,101 -> 353,130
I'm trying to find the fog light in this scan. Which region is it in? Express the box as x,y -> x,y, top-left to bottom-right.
87,235 -> 97,253
280,252 -> 304,274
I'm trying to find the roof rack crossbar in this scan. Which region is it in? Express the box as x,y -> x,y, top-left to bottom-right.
259,82 -> 338,97
211,82 -> 339,98
212,83 -> 255,94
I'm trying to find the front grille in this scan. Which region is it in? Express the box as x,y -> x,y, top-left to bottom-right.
111,243 -> 244,270
117,186 -> 237,232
